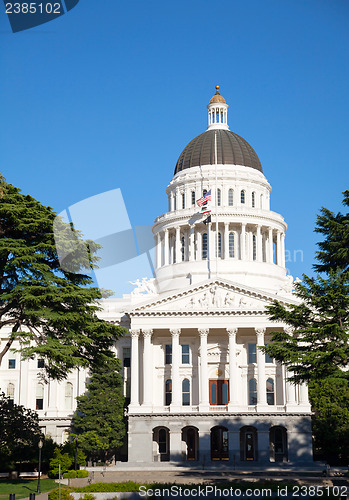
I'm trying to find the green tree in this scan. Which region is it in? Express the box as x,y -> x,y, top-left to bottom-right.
309,377 -> 349,465
0,392 -> 41,470
71,358 -> 125,461
263,191 -> 349,383
0,176 -> 125,380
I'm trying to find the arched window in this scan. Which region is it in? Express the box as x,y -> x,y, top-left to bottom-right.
270,426 -> 288,462
241,190 -> 246,204
158,428 -> 168,454
228,189 -> 234,206
182,193 -> 185,209
7,383 -> 14,402
249,378 -> 257,405
253,234 -> 257,261
216,232 -> 222,258
202,233 -> 208,260
65,382 -> 73,410
252,192 -> 256,208
36,383 -> 44,410
191,191 -> 196,206
217,188 -> 221,206
229,232 -> 235,258
181,236 -> 185,261
266,378 -> 275,405
165,379 -> 172,406
182,378 -> 190,406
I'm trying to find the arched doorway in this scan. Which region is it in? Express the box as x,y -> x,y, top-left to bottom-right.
153,427 -> 170,462
211,426 -> 229,460
240,426 -> 258,461
270,426 -> 288,462
182,426 -> 199,461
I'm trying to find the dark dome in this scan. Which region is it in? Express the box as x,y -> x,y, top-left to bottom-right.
174,129 -> 262,175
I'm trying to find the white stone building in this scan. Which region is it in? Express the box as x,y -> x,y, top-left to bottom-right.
0,86 -> 313,465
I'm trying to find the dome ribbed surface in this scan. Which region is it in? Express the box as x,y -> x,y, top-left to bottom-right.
174,129 -> 262,175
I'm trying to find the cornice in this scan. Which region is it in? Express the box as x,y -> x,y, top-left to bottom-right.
128,412 -> 312,418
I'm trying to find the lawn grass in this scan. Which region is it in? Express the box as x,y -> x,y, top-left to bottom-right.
0,478 -> 57,499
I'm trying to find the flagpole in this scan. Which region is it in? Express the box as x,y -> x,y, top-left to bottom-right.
214,131 -> 218,277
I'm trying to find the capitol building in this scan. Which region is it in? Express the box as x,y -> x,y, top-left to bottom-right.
0,87 -> 313,466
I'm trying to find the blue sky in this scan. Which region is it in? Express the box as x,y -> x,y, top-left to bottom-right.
1,0 -> 349,295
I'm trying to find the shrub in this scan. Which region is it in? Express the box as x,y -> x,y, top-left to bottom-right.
65,470 -> 77,479
49,449 -> 73,478
81,495 -> 96,500
48,489 -> 74,500
77,470 -> 89,478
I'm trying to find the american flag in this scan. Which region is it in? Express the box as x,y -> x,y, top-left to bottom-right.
196,189 -> 211,207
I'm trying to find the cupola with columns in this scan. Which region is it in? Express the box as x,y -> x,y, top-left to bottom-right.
152,86 -> 288,294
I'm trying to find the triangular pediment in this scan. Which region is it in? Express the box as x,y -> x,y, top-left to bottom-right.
128,278 -> 296,316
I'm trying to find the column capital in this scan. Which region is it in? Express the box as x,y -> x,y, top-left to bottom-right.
170,328 -> 181,337
198,328 -> 209,338
143,329 -> 153,339
130,329 -> 140,338
255,327 -> 266,340
227,327 -> 238,338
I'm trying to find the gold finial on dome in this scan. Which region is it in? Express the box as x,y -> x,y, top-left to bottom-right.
209,84 -> 226,104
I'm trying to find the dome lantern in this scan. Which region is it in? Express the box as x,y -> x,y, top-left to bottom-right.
207,85 -> 229,131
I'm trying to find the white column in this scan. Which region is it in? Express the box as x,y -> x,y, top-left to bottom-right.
268,227 -> 274,263
175,226 -> 181,263
156,233 -> 162,268
189,227 -> 195,261
286,377 -> 297,405
184,230 -> 189,261
299,383 -> 309,405
228,328 -> 238,406
130,329 -> 140,407
199,328 -> 209,409
276,231 -> 281,265
256,328 -> 267,406
164,229 -> 169,266
170,328 -> 181,409
281,232 -> 285,267
240,223 -> 246,260
256,225 -> 262,262
142,329 -> 153,407
224,222 -> 229,259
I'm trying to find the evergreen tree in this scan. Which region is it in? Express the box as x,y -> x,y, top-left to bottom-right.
0,176 -> 125,380
71,358 -> 125,462
264,191 -> 349,383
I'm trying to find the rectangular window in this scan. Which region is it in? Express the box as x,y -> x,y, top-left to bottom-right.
265,345 -> 273,363
248,344 -> 257,364
165,344 -> 172,365
191,191 -> 196,206
36,398 -> 43,410
123,347 -> 131,368
37,359 -> 44,369
182,193 -> 185,209
8,359 -> 16,369
209,380 -> 229,405
182,344 -> 190,364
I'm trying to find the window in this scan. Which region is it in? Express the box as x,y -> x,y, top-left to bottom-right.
216,232 -> 222,258
123,347 -> 131,368
209,380 -> 229,405
249,378 -> 257,405
182,344 -> 190,364
181,236 -> 185,262
252,192 -> 256,207
165,379 -> 172,406
229,232 -> 235,258
65,382 -> 73,410
260,194 -> 264,209
182,379 -> 190,406
228,189 -> 234,206
265,345 -> 273,364
202,233 -> 208,259
191,191 -> 196,206
248,344 -> 257,363
217,188 -> 221,206
253,235 -> 256,261
7,383 -> 14,403
8,359 -> 15,369
158,428 -> 167,454
165,344 -> 172,365
182,193 -> 185,209
241,190 -> 246,204
36,383 -> 44,410
173,195 -> 177,211
266,378 -> 275,405
37,359 -> 44,369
